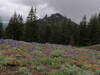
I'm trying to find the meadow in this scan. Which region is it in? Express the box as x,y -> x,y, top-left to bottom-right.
0,39 -> 99,75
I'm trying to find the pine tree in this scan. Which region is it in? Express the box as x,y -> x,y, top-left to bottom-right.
17,15 -> 24,40
88,14 -> 100,45
96,13 -> 100,43
47,13 -> 65,44
78,16 -> 88,46
24,7 -> 38,42
0,17 -> 4,39
62,19 -> 77,45
6,12 -> 23,40
37,16 -> 51,43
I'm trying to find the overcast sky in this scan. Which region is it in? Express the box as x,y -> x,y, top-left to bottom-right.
0,0 -> 100,23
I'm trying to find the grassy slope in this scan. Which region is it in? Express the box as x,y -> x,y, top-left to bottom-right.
0,39 -> 99,75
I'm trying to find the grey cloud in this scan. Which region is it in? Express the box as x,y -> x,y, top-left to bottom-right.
44,0 -> 100,22
12,0 -> 46,6
12,0 -> 100,23
1,0 -> 100,23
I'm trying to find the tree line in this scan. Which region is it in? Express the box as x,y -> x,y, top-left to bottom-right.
0,7 -> 100,46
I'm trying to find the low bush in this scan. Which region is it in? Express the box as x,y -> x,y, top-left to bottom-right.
0,55 -> 5,61
41,57 -> 52,65
1,57 -> 16,66
34,65 -> 46,72
41,57 -> 64,65
17,59 -> 29,66
47,70 -> 64,75
27,59 -> 39,65
51,50 -> 64,57
32,50 -> 43,57
19,67 -> 32,75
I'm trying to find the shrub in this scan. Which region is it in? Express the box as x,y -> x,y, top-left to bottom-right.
60,64 -> 79,75
96,54 -> 100,59
51,50 -> 64,57
32,50 -> 43,57
51,63 -> 62,69
80,62 -> 91,70
34,65 -> 46,72
95,69 -> 100,75
27,59 -> 38,65
0,55 -> 5,66
19,67 -> 32,75
17,59 -> 29,66
47,70 -> 64,75
1,57 -> 16,65
0,55 -> 5,61
41,57 -> 64,65
60,64 -> 95,75
51,58 -> 64,64
41,57 -> 52,65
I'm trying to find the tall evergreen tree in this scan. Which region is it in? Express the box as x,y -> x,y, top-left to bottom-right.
24,7 -> 38,42
62,19 -> 77,45
6,12 -> 23,40
17,15 -> 24,40
46,13 -> 66,44
0,17 -> 4,39
37,16 -> 51,43
78,16 -> 88,46
88,14 -> 100,45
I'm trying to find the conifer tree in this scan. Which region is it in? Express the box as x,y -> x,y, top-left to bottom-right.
78,16 -> 88,46
0,17 -> 4,39
88,14 -> 100,45
6,12 -> 23,40
17,15 -> 24,40
24,7 -> 38,42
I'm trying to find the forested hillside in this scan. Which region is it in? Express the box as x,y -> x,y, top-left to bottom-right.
0,7 -> 100,46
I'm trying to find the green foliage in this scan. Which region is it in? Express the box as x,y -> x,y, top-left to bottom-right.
17,59 -> 29,66
47,70 -> 64,75
19,67 -> 32,75
32,50 -> 43,57
27,59 -> 39,65
0,55 -> 5,61
51,63 -> 62,69
1,57 -> 16,65
80,62 -> 91,70
34,65 -> 46,72
51,50 -> 64,57
95,69 -> 100,75
51,58 -> 64,64
59,64 -> 95,75
41,57 -> 53,65
41,57 -> 64,66
60,64 -> 79,75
